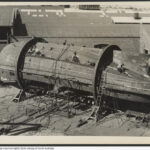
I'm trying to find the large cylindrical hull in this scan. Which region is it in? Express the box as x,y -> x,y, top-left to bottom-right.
0,38 -> 150,104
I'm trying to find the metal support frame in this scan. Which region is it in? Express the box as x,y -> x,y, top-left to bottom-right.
14,37 -> 47,89
12,89 -> 26,102
92,45 -> 120,121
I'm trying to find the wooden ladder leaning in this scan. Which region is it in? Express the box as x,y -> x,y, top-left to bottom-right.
89,70 -> 107,122
96,71 -> 107,121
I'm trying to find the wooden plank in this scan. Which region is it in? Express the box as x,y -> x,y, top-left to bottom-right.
105,83 -> 150,96
28,42 -> 102,66
24,56 -> 94,84
105,89 -> 150,103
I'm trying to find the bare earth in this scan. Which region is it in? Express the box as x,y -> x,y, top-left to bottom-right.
0,86 -> 150,136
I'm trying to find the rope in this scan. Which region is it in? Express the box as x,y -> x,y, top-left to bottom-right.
47,44 -> 71,112
47,44 -> 70,89
53,44 -> 70,82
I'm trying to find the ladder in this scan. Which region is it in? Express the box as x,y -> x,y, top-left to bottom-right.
96,70 -> 107,121
89,69 -> 107,121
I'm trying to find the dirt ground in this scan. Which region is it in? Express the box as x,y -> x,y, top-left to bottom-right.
0,86 -> 150,136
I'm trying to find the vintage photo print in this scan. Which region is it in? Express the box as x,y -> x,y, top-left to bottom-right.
0,1 -> 150,144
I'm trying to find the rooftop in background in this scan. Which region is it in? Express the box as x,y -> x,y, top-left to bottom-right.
18,6 -> 150,38
112,17 -> 150,24
1,5 -> 150,37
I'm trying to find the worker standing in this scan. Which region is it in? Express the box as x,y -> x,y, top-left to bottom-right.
72,51 -> 80,64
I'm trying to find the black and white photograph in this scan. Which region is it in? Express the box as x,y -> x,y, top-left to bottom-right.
0,2 -> 150,139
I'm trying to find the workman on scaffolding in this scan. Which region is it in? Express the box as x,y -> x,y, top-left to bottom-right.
117,63 -> 125,73
72,51 -> 80,64
117,62 -> 131,77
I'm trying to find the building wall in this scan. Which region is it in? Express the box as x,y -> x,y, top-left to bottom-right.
13,6 -> 150,56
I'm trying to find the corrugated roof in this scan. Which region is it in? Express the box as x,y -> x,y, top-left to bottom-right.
20,11 -> 142,37
0,7 -> 14,26
24,24 -> 140,37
